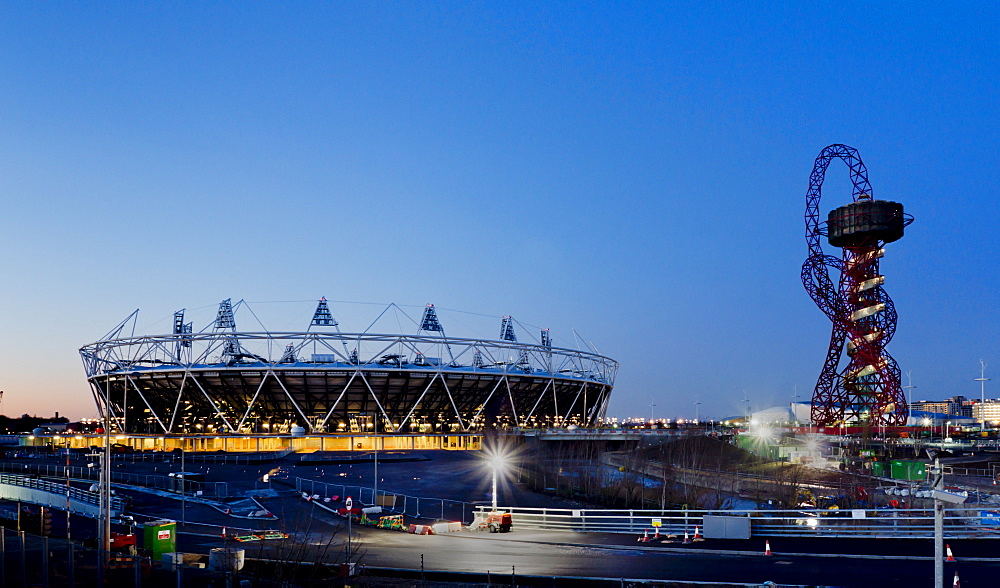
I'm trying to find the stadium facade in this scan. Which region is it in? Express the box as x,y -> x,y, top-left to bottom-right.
79,299 -> 618,435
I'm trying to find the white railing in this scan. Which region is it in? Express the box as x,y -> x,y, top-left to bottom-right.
0,473 -> 124,513
470,505 -> 1000,539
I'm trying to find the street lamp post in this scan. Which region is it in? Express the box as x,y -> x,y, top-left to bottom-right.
932,457 -> 944,588
976,360 -> 990,432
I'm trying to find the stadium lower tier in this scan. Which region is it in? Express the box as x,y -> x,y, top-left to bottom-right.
89,366 -> 613,434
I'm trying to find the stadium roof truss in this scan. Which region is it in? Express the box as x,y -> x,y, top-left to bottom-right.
80,331 -> 618,435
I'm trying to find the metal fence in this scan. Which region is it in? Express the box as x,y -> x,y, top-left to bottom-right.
471,505 -> 1000,539
0,462 -> 228,499
111,448 -> 294,465
0,526 -> 308,587
294,477 -> 479,523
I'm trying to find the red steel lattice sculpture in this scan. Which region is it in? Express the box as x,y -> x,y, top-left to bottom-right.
801,144 -> 913,427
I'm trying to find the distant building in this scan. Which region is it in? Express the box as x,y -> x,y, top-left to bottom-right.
751,406 -> 795,425
910,396 -> 972,418
972,400 -> 1000,426
789,400 -> 977,427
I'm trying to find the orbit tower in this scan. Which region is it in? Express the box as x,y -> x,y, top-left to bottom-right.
801,144 -> 913,427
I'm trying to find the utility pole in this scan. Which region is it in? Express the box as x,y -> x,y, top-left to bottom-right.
791,385 -> 803,426
65,445 -> 71,540
976,360 -> 990,431
180,444 -> 186,525
98,373 -> 112,586
903,371 -> 917,426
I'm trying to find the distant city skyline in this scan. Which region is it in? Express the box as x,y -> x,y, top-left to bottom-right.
1,3 -> 997,421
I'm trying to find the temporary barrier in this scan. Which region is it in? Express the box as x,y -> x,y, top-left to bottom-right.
408,524 -> 434,535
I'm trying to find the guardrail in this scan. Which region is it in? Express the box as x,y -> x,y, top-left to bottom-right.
943,465 -> 997,478
0,473 -> 124,515
470,505 -> 1000,539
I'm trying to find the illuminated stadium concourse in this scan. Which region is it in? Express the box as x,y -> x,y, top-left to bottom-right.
79,299 -> 618,438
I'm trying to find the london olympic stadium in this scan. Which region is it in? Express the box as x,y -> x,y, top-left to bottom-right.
78,299 -> 618,435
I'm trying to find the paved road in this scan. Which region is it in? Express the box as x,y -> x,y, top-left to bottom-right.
6,451 -> 1000,586
171,501 -> 1000,586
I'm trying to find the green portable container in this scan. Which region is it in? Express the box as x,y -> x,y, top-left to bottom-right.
890,460 -> 926,481
142,519 -> 177,559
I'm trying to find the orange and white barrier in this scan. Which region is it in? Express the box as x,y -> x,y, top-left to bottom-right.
408,524 -> 435,535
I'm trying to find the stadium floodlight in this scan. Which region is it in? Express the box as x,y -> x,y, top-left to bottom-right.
483,445 -> 510,511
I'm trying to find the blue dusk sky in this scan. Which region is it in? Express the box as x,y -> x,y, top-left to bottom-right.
0,2 -> 997,421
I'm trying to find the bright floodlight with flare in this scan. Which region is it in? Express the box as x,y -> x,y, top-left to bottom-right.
483,444 -> 512,511
483,443 -> 514,511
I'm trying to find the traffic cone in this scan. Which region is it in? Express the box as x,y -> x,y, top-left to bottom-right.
221,526 -> 226,538
693,525 -> 703,541
653,526 -> 661,539
946,544 -> 956,562
954,571 -> 960,587
764,540 -> 772,556
683,530 -> 691,544
638,528 -> 649,542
